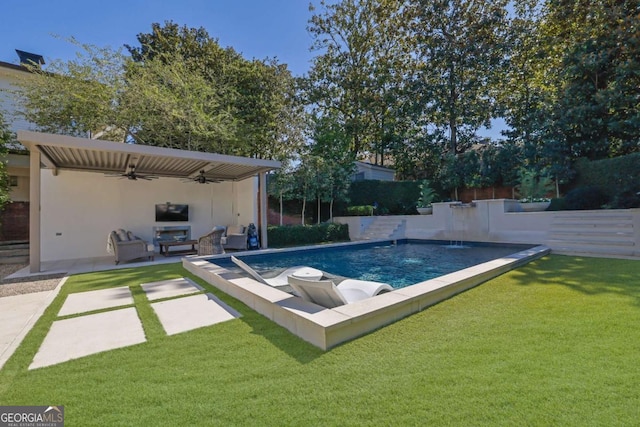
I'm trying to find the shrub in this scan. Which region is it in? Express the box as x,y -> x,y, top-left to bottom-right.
267,223 -> 349,248
346,181 -> 422,215
345,205 -> 374,216
573,153 -> 640,208
564,186 -> 610,210
547,198 -> 567,211
516,169 -> 554,202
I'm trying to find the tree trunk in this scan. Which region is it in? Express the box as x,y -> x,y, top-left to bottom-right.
279,192 -> 283,226
301,198 -> 306,225
329,198 -> 334,222
317,196 -> 321,225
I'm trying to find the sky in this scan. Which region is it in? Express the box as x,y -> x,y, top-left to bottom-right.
2,0 -> 321,77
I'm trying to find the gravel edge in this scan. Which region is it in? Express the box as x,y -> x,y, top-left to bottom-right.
0,264 -> 64,298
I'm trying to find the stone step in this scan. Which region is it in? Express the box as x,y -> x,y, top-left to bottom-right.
549,230 -> 634,239
550,244 -> 638,258
0,252 -> 29,263
0,241 -> 30,264
547,239 -> 636,249
555,210 -> 633,220
551,222 -> 633,229
361,218 -> 405,240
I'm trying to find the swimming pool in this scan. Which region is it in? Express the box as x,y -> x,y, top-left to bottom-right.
215,240 -> 533,288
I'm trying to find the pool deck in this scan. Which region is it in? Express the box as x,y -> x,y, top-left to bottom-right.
183,241 -> 550,350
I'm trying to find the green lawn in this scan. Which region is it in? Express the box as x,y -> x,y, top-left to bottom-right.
1,255 -> 639,426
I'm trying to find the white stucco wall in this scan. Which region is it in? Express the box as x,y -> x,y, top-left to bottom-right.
7,153 -> 30,201
38,169 -> 259,262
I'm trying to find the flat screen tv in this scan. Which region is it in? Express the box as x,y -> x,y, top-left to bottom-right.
155,203 -> 189,222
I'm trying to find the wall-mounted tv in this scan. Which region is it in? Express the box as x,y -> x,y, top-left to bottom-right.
155,203 -> 189,222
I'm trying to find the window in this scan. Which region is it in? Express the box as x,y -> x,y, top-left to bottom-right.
9,176 -> 18,187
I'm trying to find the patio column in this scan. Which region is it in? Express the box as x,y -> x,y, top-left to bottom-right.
29,150 -> 41,273
259,172 -> 268,248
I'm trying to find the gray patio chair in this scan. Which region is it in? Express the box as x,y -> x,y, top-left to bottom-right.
222,225 -> 248,251
197,226 -> 226,255
108,229 -> 155,265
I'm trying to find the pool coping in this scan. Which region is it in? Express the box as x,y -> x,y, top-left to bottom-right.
183,242 -> 550,350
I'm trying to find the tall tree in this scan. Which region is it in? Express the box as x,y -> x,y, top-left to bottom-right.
308,114 -> 356,221
12,38 -> 129,141
409,0 -> 511,154
126,21 -> 304,159
539,0 -> 640,159
306,0 -> 409,161
267,161 -> 297,226
13,24 -> 303,160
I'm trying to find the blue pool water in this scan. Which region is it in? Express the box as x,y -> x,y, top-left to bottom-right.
214,240 -> 531,289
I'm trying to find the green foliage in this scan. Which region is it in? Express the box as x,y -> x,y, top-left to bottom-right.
14,38 -> 129,141
267,223 -> 350,247
306,0 -> 412,160
409,0 -> 511,154
0,112 -> 12,210
347,180 -> 422,215
13,24 -> 303,159
573,154 -> 640,209
564,186 -> 610,210
547,197 -> 568,211
417,180 -> 437,208
516,168 -> 554,202
345,205 -> 374,216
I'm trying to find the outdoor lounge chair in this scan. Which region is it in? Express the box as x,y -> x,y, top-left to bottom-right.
287,275 -> 392,309
231,256 -> 321,289
108,229 -> 155,265
197,226 -> 226,255
231,256 -> 393,306
222,225 -> 248,251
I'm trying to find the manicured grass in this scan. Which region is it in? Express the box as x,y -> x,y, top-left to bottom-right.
1,256 -> 639,425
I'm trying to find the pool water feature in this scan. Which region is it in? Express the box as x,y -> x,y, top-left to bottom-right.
213,240 -> 532,288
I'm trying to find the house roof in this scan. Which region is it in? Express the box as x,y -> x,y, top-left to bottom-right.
0,60 -> 30,73
17,130 -> 281,182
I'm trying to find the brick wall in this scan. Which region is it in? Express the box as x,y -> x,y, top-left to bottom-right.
0,202 -> 29,241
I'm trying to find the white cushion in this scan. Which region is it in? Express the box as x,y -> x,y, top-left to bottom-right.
227,225 -> 245,235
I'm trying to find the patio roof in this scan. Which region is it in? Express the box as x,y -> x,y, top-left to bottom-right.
17,130 -> 281,181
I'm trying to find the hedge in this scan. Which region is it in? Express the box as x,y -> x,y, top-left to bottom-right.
344,180 -> 422,215
345,205 -> 374,216
573,153 -> 640,208
267,223 -> 350,248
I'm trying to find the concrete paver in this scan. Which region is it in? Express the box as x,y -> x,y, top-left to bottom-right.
0,280 -> 65,370
29,307 -> 145,370
141,277 -> 202,301
58,286 -> 133,316
151,293 -> 241,335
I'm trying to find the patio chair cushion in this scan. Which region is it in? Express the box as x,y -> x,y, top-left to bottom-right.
115,229 -> 129,241
226,225 -> 245,235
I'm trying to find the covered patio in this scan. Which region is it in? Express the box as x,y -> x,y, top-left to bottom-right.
17,131 -> 281,273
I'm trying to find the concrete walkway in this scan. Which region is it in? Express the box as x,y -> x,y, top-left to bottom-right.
0,279 -> 65,370
26,278 -> 241,370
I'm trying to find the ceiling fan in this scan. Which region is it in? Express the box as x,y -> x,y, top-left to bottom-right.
105,164 -> 158,181
182,170 -> 221,184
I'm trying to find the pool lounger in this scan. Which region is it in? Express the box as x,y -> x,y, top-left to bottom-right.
231,256 -> 392,308
231,256 -> 318,289
288,275 -> 392,309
